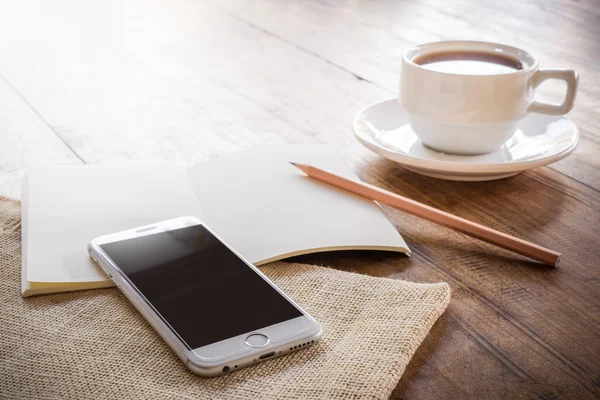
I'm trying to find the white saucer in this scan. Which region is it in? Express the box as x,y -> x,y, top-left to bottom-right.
352,99 -> 579,181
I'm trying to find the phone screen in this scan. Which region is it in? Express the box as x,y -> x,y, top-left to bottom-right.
100,224 -> 303,349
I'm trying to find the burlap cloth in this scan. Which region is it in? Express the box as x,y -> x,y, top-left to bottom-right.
0,198 -> 450,399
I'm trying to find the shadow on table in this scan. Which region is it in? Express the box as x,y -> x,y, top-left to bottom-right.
391,311 -> 449,398
403,230 -> 557,271
362,158 -> 567,234
289,249 -> 412,276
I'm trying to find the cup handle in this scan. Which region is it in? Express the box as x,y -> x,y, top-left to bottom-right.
527,69 -> 579,115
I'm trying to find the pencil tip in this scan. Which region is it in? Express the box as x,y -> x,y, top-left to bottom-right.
289,161 -> 296,166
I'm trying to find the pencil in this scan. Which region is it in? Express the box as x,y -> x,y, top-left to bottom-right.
290,162 -> 561,267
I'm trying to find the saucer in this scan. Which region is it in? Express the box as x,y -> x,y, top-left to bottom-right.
352,99 -> 579,181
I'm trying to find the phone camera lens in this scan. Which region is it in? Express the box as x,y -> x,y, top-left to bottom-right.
222,366 -> 230,373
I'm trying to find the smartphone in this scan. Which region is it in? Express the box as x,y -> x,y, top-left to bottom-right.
88,216 -> 322,377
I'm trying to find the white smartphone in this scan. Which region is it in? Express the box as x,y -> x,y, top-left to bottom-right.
88,216 -> 322,377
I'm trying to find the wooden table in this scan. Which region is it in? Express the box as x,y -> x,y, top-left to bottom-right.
1,1 -> 598,398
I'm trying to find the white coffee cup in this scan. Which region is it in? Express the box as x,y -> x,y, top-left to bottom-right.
399,41 -> 578,155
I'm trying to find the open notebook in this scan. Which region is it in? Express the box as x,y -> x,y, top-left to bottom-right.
21,145 -> 409,296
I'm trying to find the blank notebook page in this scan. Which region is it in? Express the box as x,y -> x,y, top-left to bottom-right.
186,146 -> 408,264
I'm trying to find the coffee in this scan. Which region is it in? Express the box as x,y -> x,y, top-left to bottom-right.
414,51 -> 524,75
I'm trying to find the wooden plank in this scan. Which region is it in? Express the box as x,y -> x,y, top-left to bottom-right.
0,0 -> 386,165
295,161 -> 600,399
210,0 -> 600,191
0,77 -> 82,199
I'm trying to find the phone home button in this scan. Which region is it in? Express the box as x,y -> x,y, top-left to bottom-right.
245,333 -> 269,348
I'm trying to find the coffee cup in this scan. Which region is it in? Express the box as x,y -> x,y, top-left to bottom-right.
399,41 -> 578,155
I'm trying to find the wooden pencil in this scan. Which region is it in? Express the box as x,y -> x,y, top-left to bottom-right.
291,162 -> 561,267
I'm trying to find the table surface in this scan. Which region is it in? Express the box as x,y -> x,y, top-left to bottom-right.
1,1 -> 599,398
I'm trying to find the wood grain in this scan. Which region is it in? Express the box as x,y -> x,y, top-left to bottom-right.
0,76 -> 82,198
0,0 -> 599,398
295,163 -> 600,399
212,0 -> 600,191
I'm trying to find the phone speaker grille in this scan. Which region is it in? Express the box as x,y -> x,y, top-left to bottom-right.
136,226 -> 157,233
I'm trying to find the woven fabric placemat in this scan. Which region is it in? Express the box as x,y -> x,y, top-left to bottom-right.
0,198 -> 450,399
